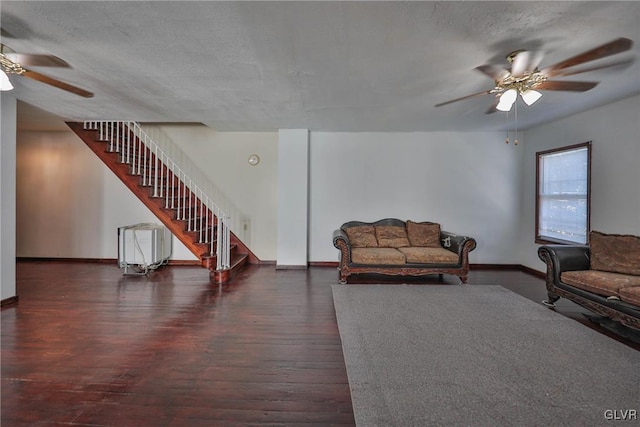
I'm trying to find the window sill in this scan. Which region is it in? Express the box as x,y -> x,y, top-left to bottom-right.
535,237 -> 588,246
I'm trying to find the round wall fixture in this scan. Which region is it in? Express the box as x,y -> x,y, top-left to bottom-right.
248,154 -> 260,166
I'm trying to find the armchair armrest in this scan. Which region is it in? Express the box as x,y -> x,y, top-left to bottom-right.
440,231 -> 477,260
537,245 -> 590,284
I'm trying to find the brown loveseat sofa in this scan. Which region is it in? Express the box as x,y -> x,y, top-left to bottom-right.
332,218 -> 476,284
538,231 -> 640,330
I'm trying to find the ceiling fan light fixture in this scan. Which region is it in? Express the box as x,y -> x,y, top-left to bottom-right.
0,70 -> 13,91
496,89 -> 517,112
521,89 -> 542,106
435,38 -> 633,114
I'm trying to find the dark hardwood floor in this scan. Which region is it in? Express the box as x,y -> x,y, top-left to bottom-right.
2,261 -> 638,426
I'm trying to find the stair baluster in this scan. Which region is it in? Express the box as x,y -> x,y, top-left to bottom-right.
75,120 -> 254,277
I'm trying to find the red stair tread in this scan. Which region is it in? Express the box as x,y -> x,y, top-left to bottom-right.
66,121 -> 257,283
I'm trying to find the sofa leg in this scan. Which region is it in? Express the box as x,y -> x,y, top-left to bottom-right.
459,275 -> 468,284
542,294 -> 560,308
338,270 -> 348,285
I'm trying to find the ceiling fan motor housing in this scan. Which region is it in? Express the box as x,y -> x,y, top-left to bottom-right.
496,71 -> 547,94
0,52 -> 26,75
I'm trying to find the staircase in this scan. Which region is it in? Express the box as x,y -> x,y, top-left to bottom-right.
67,121 -> 257,283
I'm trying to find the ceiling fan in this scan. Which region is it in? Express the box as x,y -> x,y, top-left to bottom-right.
0,43 -> 93,98
435,37 -> 633,113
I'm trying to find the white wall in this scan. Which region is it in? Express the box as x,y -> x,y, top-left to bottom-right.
309,131 -> 523,264
518,94 -> 640,272
1,94 -> 17,301
19,97 -> 637,269
151,125 -> 279,261
16,130 -> 196,261
141,127 -> 525,265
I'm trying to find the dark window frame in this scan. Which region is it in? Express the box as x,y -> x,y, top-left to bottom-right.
535,141 -> 592,245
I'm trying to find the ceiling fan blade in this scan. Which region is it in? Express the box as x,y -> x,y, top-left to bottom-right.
475,64 -> 509,82
22,69 -> 94,98
1,28 -> 16,38
1,43 -> 70,67
510,51 -> 532,77
527,51 -> 545,72
484,96 -> 501,114
547,58 -> 634,77
541,38 -> 633,75
536,80 -> 599,92
5,52 -> 70,68
434,90 -> 492,107
509,50 -> 545,77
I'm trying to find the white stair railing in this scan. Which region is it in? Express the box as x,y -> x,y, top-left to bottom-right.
84,120 -> 233,270
136,124 -> 248,244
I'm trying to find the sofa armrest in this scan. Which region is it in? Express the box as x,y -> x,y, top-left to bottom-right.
333,229 -> 352,264
537,245 -> 590,284
440,231 -> 477,260
333,229 -> 350,249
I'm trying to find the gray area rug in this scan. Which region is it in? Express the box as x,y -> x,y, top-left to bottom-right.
332,285 -> 640,426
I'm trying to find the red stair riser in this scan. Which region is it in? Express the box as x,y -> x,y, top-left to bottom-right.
68,122 -> 258,282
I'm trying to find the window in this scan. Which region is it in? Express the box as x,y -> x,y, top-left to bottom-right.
536,142 -> 591,244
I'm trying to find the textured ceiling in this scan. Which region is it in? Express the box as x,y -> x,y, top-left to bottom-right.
2,1 -> 639,132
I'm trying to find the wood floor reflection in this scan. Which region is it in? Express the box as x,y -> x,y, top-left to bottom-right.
2,262 -> 637,426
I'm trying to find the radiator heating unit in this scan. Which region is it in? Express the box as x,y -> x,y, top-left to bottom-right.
118,223 -> 172,275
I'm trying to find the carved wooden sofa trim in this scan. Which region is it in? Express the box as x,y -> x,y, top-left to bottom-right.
333,218 -> 477,284
538,231 -> 640,330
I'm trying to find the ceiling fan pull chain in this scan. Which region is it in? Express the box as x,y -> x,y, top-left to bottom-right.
505,110 -> 510,144
514,102 -> 519,146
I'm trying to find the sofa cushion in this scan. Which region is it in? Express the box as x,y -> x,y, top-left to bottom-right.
406,221 -> 441,247
375,225 -> 410,248
561,270 -> 640,297
398,247 -> 458,264
344,225 -> 378,248
618,286 -> 640,306
590,230 -> 640,276
352,248 -> 406,265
